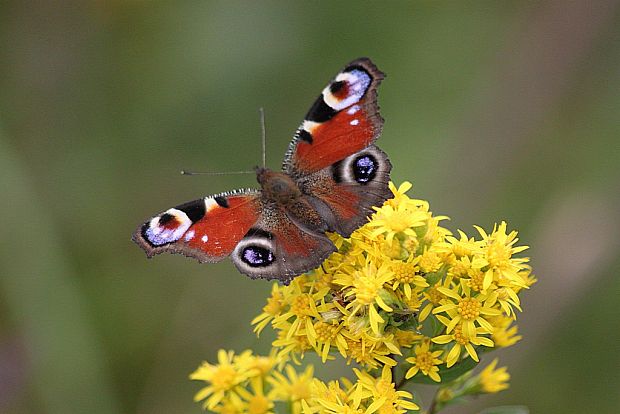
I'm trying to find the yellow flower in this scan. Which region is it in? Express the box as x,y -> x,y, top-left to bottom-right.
405,341 -> 443,382
303,381 -> 368,414
433,284 -> 501,339
271,279 -> 332,343
343,335 -> 397,369
355,365 -> 420,412
441,230 -> 483,258
449,255 -> 487,290
392,328 -> 424,349
235,377 -> 274,414
312,320 -> 349,362
366,195 -> 427,245
212,397 -> 244,414
486,285 -> 522,318
389,257 -> 428,299
478,359 -> 510,393
418,249 -> 442,273
272,325 -> 313,364
418,284 -> 447,322
252,284 -> 285,335
432,324 -> 494,367
336,261 -> 395,335
192,182 -> 537,414
268,365 -> 315,413
488,316 -> 522,348
191,350 -> 255,410
385,181 -> 413,208
234,350 -> 279,377
475,222 -> 530,289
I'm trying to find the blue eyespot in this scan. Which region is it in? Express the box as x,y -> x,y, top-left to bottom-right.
241,246 -> 275,267
353,155 -> 377,184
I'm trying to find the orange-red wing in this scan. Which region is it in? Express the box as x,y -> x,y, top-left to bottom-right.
284,58 -> 384,175
133,191 -> 262,263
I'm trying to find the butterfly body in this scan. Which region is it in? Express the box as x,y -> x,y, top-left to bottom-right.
133,58 -> 391,284
256,168 -> 302,205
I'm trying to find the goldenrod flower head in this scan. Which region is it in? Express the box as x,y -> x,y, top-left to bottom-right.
433,283 -> 501,339
252,284 -> 285,335
478,358 -> 510,393
489,316 -> 522,348
354,365 -> 420,412
268,364 -> 315,405
344,335 -> 398,369
272,333 -> 312,365
236,377 -> 274,414
432,324 -> 494,367
475,222 -> 530,289
191,350 -> 259,410
336,261 -> 395,334
405,341 -> 443,382
303,374 -> 412,414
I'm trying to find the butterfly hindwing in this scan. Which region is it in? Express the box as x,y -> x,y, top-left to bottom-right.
296,145 -> 392,237
231,204 -> 337,284
284,57 -> 385,175
133,190 -> 262,263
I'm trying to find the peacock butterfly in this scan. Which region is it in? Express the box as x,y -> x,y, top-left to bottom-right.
132,58 -> 391,284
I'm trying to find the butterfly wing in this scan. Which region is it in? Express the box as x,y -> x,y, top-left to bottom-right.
134,58 -> 388,282
284,57 -> 392,237
133,190 -> 262,263
283,57 -> 385,175
133,189 -> 335,283
230,203 -> 336,284
297,145 -> 392,237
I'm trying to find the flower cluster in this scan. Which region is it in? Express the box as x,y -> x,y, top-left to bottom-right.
253,182 -> 534,374
192,182 -> 535,413
190,350 -> 417,414
191,349 -> 311,413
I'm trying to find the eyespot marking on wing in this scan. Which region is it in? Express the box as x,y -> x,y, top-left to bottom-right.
143,208 -> 192,246
232,229 -> 278,274
322,68 -> 372,111
331,146 -> 386,186
241,245 -> 275,267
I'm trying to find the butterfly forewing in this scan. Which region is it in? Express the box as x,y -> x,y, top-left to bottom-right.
133,191 -> 262,263
284,58 -> 385,175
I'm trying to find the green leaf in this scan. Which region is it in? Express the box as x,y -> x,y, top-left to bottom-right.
418,313 -> 442,337
408,357 -> 478,384
424,267 -> 446,286
478,406 -> 529,414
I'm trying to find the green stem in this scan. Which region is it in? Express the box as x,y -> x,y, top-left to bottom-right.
395,374 -> 408,390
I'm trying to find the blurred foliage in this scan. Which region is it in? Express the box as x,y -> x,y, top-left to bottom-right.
0,1 -> 619,413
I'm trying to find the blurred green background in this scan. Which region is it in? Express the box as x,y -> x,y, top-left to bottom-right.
1,1 -> 619,413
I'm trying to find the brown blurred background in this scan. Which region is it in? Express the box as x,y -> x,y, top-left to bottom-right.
1,1 -> 619,413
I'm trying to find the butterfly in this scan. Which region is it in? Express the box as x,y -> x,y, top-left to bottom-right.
132,58 -> 391,284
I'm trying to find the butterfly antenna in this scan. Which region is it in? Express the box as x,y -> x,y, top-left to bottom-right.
259,107 -> 267,168
180,170 -> 254,176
